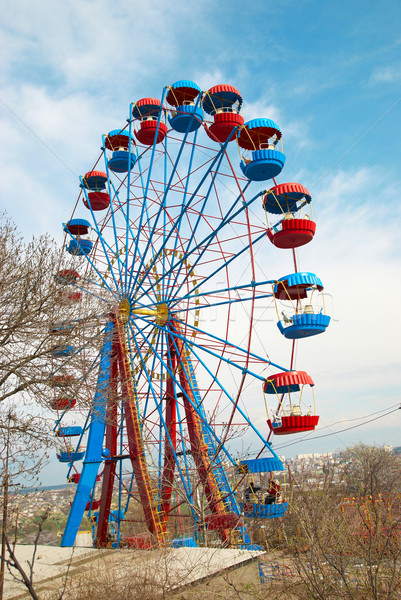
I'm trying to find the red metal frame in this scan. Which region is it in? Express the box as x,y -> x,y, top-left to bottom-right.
96,341 -> 119,546
160,338 -> 178,520
94,315 -> 249,547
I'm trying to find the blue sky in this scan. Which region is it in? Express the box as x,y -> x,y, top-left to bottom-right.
1,0 -> 401,484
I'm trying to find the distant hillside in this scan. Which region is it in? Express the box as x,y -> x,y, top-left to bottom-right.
393,446 -> 401,455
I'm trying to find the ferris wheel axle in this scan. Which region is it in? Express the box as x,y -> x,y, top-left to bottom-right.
119,298 -> 169,325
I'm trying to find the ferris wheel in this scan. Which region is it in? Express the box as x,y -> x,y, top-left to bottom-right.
49,81 -> 330,549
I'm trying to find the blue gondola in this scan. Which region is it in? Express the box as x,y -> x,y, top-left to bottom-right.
52,345 -> 76,358
167,80 -> 203,133
237,118 -> 286,181
66,239 -> 93,256
171,537 -> 197,548
81,171 -> 107,190
63,219 -> 91,236
240,502 -> 288,518
277,312 -> 331,339
57,450 -> 85,463
108,150 -> 136,173
56,426 -> 83,437
104,129 -> 136,172
240,148 -> 286,181
239,457 -> 285,472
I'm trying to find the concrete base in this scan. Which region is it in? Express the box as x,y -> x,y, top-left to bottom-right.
4,544 -> 264,599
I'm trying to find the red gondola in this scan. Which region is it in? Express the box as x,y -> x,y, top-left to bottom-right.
50,397 -> 77,410
133,98 -> 167,145
49,375 -> 76,387
55,270 -> 80,284
263,183 -> 316,249
83,191 -> 110,211
264,371 -> 319,435
267,415 -> 320,435
203,84 -> 244,143
57,290 -> 82,304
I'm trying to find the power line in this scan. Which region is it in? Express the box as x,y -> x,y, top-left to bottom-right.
311,94 -> 401,189
0,95 -> 78,177
313,402 -> 401,431
273,405 -> 401,451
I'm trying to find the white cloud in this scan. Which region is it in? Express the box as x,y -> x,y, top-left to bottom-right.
194,69 -> 227,94
371,65 -> 401,84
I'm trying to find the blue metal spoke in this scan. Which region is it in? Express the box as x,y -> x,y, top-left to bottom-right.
110,181 -> 159,304
170,291 -> 274,314
133,184 -> 259,305
80,181 -> 123,289
133,318 -> 235,480
179,230 -> 268,301
64,278 -> 109,304
124,108 -> 135,292
63,228 -> 116,295
173,329 -> 271,455
101,140 -> 131,292
77,184 -> 125,295
169,279 -> 276,308
164,128 -> 219,301
169,317 -> 288,372
123,473 -> 135,519
126,86 -> 177,295
129,141 -> 159,275
164,338 -> 194,499
127,126 -> 226,299
164,324 -> 238,465
167,188 -> 262,302
128,97 -> 203,288
126,321 -> 198,512
130,146 -> 229,302
127,320 -> 161,419
161,134 -> 169,301
99,173 -> 126,288
167,320 -> 266,382
132,312 -> 266,384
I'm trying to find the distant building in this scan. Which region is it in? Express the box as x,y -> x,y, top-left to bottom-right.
296,452 -> 333,460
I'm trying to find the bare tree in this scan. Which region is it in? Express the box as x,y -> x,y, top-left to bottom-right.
340,443 -> 401,497
0,408 -> 54,600
281,449 -> 401,600
0,213 -> 101,598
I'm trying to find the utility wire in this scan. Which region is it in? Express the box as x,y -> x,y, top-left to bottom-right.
311,94 -> 401,189
311,402 -> 401,432
0,95 -> 78,177
273,404 -> 401,451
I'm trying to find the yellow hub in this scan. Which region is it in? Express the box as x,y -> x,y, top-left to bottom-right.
155,303 -> 168,326
119,298 -> 131,323
125,302 -> 169,326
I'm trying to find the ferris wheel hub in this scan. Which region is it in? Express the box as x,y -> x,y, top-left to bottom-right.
128,302 -> 169,326
155,303 -> 169,326
119,298 -> 131,322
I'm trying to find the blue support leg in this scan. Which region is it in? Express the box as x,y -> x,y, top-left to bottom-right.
61,320 -> 114,547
